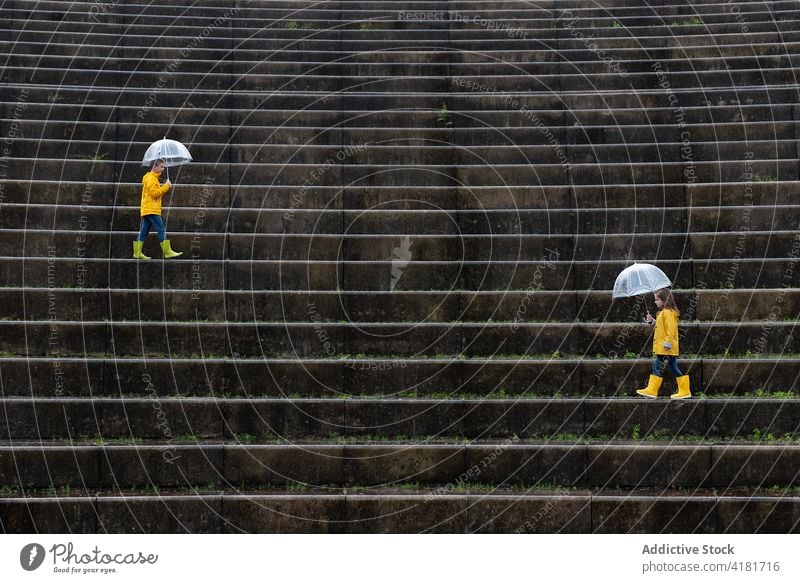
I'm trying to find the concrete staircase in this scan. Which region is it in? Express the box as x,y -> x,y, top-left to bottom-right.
1,0 -> 799,532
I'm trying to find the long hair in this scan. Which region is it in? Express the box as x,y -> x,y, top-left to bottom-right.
655,288 -> 680,316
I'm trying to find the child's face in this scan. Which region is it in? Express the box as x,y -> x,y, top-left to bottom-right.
654,294 -> 664,309
152,162 -> 165,176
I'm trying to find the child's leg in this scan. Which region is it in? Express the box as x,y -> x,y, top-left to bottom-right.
137,216 -> 153,241
150,215 -> 167,242
652,356 -> 665,377
666,356 -> 683,377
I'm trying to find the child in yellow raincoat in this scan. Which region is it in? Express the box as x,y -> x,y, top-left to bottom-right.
636,288 -> 691,399
133,159 -> 182,259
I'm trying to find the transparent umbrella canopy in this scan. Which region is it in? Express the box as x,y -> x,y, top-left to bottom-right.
141,137 -> 192,181
612,263 -> 672,299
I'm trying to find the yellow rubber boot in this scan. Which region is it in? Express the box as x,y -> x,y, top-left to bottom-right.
636,374 -> 663,399
133,240 -> 150,260
160,239 -> 183,259
671,375 -> 692,400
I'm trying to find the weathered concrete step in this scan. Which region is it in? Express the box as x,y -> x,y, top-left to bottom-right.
4,85 -> 797,111
10,0 -> 800,16
6,229 -> 800,261
1,356 -> 797,398
10,28 -> 800,51
7,53 -> 799,75
0,256 -> 792,291
9,41 -> 800,63
7,15 -> 800,37
2,99 -> 796,129
7,138 -> 796,166
2,287 -> 797,324
0,320 -> 797,358
5,67 -> 800,92
5,124 -> 795,153
6,100 -> 795,127
1,490 -> 799,533
8,4 -> 797,25
0,398 -> 798,440
5,180 -> 795,209
2,443 -> 798,491
5,204 -> 799,234
7,158 -> 797,186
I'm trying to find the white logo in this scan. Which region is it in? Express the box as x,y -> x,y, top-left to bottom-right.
390,237 -> 413,291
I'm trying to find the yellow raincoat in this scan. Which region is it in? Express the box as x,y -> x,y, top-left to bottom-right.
653,308 -> 679,356
140,171 -> 170,216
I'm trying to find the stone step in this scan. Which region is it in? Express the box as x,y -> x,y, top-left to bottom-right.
1,287 -> 796,323
0,397 -> 798,440
7,52 -> 800,75
5,228 -> 800,261
7,2 -> 798,23
5,137 -> 797,165
0,319 -> 796,358
2,443 -> 798,492
6,14 -> 800,36
5,124 -> 795,154
6,97 -> 798,128
5,66 -> 800,92
8,41 -> 800,62
6,100 -> 794,126
0,356 -> 796,398
3,180 -> 795,209
10,27 -> 800,50
2,489 -> 798,533
7,158 -> 797,186
4,204 -> 798,234
0,256 -> 790,290
5,85 -> 797,110
9,0 -> 800,14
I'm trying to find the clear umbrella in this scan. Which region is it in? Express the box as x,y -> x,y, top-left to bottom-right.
141,137 -> 192,182
612,263 -> 672,299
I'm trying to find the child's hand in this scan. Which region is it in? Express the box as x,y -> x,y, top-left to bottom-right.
644,314 -> 654,324
165,179 -> 172,188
